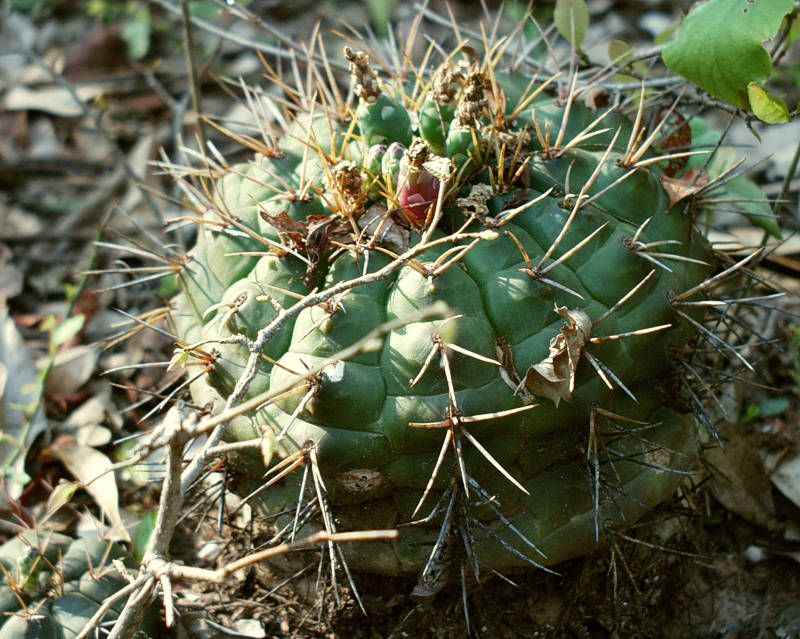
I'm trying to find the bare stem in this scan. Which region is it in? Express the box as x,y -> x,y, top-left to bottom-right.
99,414 -> 189,639
179,0 -> 208,150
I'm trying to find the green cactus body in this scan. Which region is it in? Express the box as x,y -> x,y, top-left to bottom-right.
0,531 -> 142,638
170,55 -> 718,577
445,125 -> 477,173
419,96 -> 456,155
363,143 -> 387,195
357,95 -> 413,147
380,141 -> 406,189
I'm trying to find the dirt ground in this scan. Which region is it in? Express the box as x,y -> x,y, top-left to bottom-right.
166,483 -> 800,638
2,0 -> 800,637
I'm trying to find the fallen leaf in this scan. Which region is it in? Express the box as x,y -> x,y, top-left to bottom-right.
659,167 -> 709,208
0,302 -> 47,499
260,212 -> 351,288
44,435 -> 130,542
42,344 -> 99,397
181,615 -> 269,639
260,211 -> 307,248
707,227 -> 799,256
357,204 -> 409,251
707,433 -> 775,527
770,453 -> 800,512
517,305 -> 592,405
580,86 -> 610,111
233,618 -> 267,638
0,244 -> 23,300
0,205 -> 45,239
64,27 -> 129,79
656,109 -> 693,177
62,395 -> 112,447
3,82 -> 110,118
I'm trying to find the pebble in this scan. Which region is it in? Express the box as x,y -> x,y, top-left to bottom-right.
744,545 -> 766,563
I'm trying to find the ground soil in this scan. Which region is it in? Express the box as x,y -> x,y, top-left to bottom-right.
170,483 -> 800,638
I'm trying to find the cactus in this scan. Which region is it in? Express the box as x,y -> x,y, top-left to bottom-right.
0,530 -> 141,638
165,36 -> 760,589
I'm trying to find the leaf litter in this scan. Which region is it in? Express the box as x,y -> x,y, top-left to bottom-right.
0,0 -> 799,638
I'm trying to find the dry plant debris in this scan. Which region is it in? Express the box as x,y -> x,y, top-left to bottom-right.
0,1 -> 799,638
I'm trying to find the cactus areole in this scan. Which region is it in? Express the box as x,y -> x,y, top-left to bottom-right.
169,47 -> 717,584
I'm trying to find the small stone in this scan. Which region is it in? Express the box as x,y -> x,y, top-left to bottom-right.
197,542 -> 223,560
743,545 -> 765,563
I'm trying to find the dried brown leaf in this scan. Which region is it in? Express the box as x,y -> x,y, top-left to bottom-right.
659,167 -> 709,208
260,211 -> 307,248
581,87 -> 610,112
518,306 -> 592,405
708,433 -> 775,527
262,211 -> 353,288
657,109 -> 692,177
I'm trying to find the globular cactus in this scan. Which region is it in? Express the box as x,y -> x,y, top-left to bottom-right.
0,530 -> 137,638
166,37 -> 748,589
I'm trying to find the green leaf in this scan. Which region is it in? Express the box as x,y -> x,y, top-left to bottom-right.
506,2 -> 549,47
554,0 -> 589,48
608,39 -> 633,65
688,117 -> 782,238
608,39 -> 648,80
663,0 -> 794,107
744,397 -> 791,422
721,173 -> 783,238
0,466 -> 31,486
64,283 -> 79,303
747,82 -> 790,124
189,1 -> 220,19
121,7 -> 151,60
757,397 -> 791,417
115,440 -> 151,486
10,0 -> 60,18
167,347 -> 189,372
51,314 -> 85,349
157,272 -> 178,298
653,18 -> 681,45
132,512 -> 156,562
365,0 -> 397,38
789,16 -> 800,44
41,479 -> 78,524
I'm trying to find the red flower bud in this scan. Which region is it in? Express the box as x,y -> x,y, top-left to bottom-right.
397,165 -> 439,226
